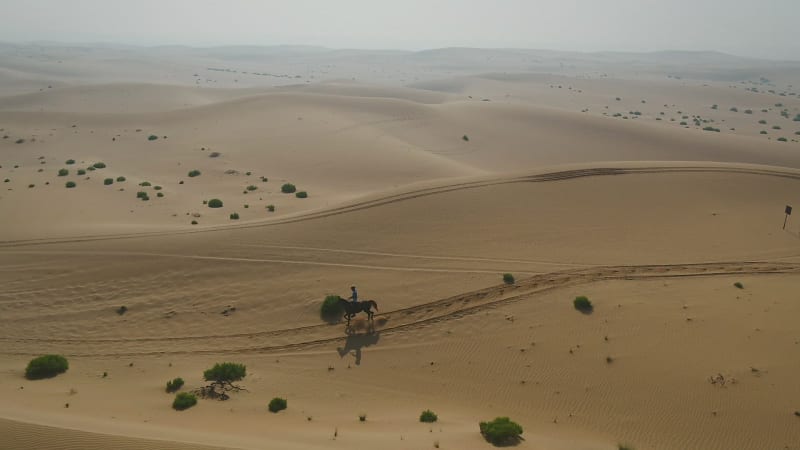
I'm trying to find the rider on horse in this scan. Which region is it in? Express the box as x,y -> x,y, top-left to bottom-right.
348,285 -> 358,304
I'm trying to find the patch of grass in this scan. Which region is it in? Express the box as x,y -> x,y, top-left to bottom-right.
246,185 -> 257,191
703,126 -> 721,132
503,273 -> 515,285
479,417 -> 523,446
320,295 -> 343,320
172,392 -> 197,410
77,169 -> 86,175
104,178 -> 114,185
140,181 -> 151,187
58,168 -> 69,176
93,162 -> 106,169
229,212 -> 239,220
295,191 -> 308,198
65,181 -> 76,188
188,170 -> 201,177
25,355 -> 69,380
116,176 -> 126,182
420,410 -> 438,423
208,198 -> 223,208
268,397 -> 287,413
573,296 -> 593,312
65,159 -> 75,165
281,183 -> 297,194
267,204 -> 275,212
148,135 -> 158,141
166,377 -> 185,393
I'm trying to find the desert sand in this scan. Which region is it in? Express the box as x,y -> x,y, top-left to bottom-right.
2,44 -> 800,450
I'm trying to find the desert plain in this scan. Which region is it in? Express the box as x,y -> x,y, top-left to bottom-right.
1,44 -> 800,450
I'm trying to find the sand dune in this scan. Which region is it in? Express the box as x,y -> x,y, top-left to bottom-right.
3,44 -> 800,450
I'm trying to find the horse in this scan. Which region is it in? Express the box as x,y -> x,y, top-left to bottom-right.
337,296 -> 378,326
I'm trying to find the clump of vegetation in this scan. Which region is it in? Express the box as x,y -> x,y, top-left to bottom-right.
65,181 -> 76,188
702,126 -> 721,132
209,152 -> 221,158
267,204 -> 275,212
136,191 -> 148,200
729,107 -> 738,112
320,294 -> 343,320
778,137 -> 788,142
229,212 -> 239,220
15,138 -> 24,144
25,355 -> 69,380
188,170 -> 201,177
116,305 -> 128,315
758,119 -> 767,124
157,192 -> 164,197
172,392 -> 197,410
93,162 -> 106,169
140,181 -> 151,187
479,417 -> 523,446
148,135 -> 158,141
773,125 -> 782,130
87,166 -> 96,171
573,296 -> 593,312
246,185 -> 257,191
744,109 -> 753,114
733,282 -> 744,289
359,414 -> 367,422
281,183 -> 297,194
711,104 -> 718,110
104,178 -> 114,185
420,410 -> 438,423
196,362 -> 247,400
191,220 -> 198,225
66,159 -> 75,165
58,168 -> 69,176
295,191 -> 308,198
116,176 -> 126,182
77,169 -> 86,175
618,445 -> 635,450
153,185 -> 162,190
166,377 -> 185,393
208,198 -> 223,208
462,135 -> 470,141
503,273 -> 515,285
268,397 -> 287,413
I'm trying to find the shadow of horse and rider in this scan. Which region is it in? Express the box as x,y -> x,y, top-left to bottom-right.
333,296 -> 381,365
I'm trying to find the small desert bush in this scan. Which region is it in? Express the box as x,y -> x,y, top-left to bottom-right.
778,137 -> 788,142
733,282 -> 744,289
618,445 -> 635,450
758,119 -> 767,124
103,178 -> 114,185
140,181 -> 151,187
295,191 -> 308,198
320,295 -> 343,320
116,305 -> 128,315
65,181 -> 76,188
703,126 -> 720,132
420,410 -> 438,423
191,220 -> 198,225
744,109 -> 753,114
154,185 -> 162,190
66,159 -> 75,165
166,377 -> 185,393
203,362 -> 246,383
148,135 -> 158,141
462,135 -> 470,141
116,176 -> 126,182
93,162 -> 106,169
761,130 -> 768,134
58,168 -> 69,176
157,192 -> 164,197
172,392 -> 197,410
359,414 -> 367,422
87,166 -> 96,171
268,397 -> 287,413
773,125 -> 782,130
188,170 -> 201,177
503,273 -> 515,284
729,107 -> 738,112
246,185 -> 257,191
479,417 -> 523,446
136,191 -> 148,199
230,212 -> 239,220
25,355 -> 69,380
281,183 -> 297,194
794,114 -> 800,122
574,296 -> 593,312
267,204 -> 275,212
77,169 -> 86,175
208,198 -> 223,208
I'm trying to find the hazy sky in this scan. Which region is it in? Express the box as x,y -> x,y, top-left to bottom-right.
0,0 -> 797,59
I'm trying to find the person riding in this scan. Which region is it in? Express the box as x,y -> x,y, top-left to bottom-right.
348,285 -> 358,304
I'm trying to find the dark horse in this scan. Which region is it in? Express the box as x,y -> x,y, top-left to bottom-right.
337,296 -> 378,325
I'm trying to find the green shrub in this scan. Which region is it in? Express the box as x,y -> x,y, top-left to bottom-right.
65,181 -> 76,188
148,135 -> 158,141
66,159 -> 75,165
58,168 -> 69,176
246,185 -> 257,191
267,204 -> 275,212
172,392 -> 197,410
77,169 -> 86,175
188,170 -> 201,177
87,166 -> 96,171
116,305 -> 128,315
25,355 -> 69,380
268,397 -> 287,413
773,125 -> 782,130
778,137 -> 788,142
116,176 -> 126,182
203,362 -> 246,383
3,179 -> 8,183
166,377 -> 185,393
320,295 -> 343,320
295,191 -> 308,198
136,191 -> 148,199
154,185 -> 162,190
420,410 -> 438,423
503,273 -> 515,284
157,192 -> 164,197
479,417 -> 523,445
744,109 -> 753,114
104,178 -> 114,185
702,126 -> 720,132
574,296 -> 593,312
758,119 -> 767,124
359,414 -> 367,422
281,183 -> 296,194
246,171 -> 252,176
140,181 -> 151,187
730,107 -> 738,112
93,162 -> 106,169
734,282 -> 743,289
229,212 -> 239,220
208,198 -> 223,208
462,135 -> 470,141
794,114 -> 800,122
761,130 -> 768,134
191,220 -> 198,225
